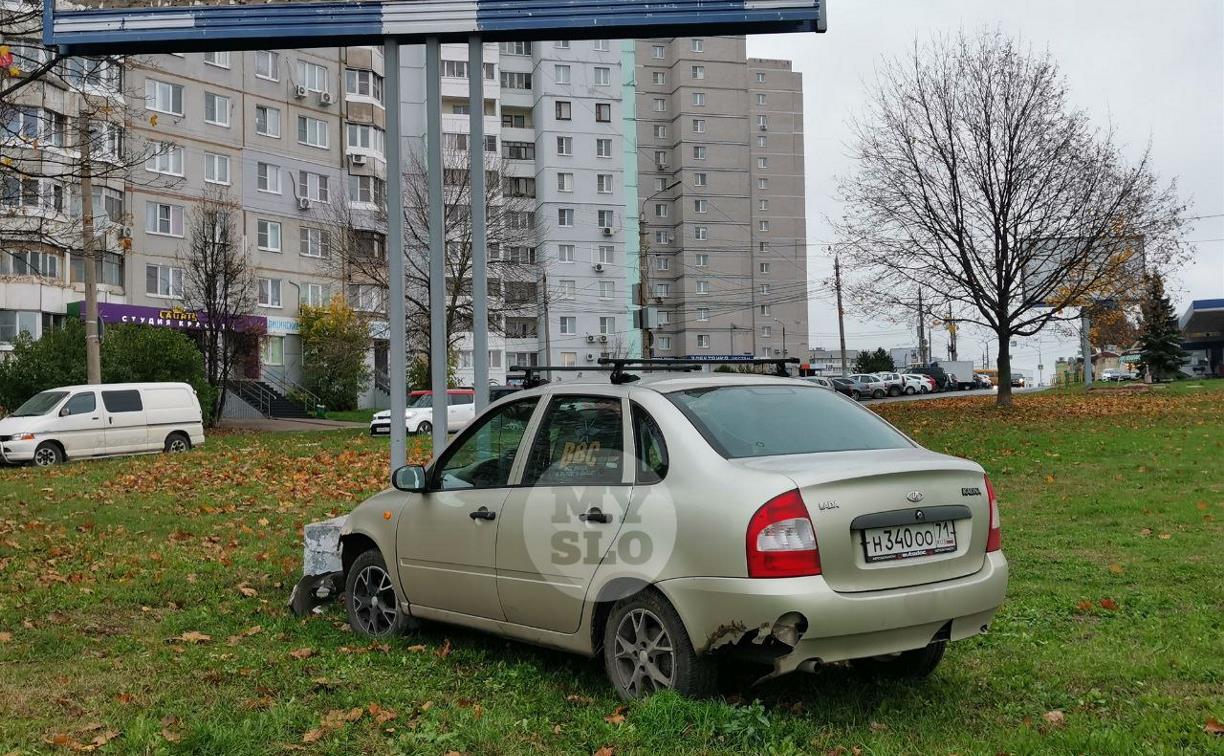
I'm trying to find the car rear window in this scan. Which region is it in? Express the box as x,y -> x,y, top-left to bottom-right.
667,384 -> 912,459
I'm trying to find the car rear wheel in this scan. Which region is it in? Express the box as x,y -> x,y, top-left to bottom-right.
888,386 -> 901,397
603,591 -> 714,700
164,432 -> 191,453
33,442 -> 63,467
416,421 -> 432,436
905,386 -> 916,395
345,549 -> 412,638
850,640 -> 946,679
872,389 -> 886,399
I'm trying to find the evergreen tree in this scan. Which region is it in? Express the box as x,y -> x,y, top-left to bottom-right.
1137,274 -> 1187,381
853,348 -> 895,374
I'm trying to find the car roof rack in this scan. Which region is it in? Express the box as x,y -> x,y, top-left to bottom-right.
597,357 -> 801,384
507,363 -> 701,389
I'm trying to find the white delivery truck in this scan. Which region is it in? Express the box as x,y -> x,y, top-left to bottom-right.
932,361 -> 978,391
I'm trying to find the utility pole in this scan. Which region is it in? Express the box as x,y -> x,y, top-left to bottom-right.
947,304 -> 957,361
1081,308 -> 1094,387
78,112 -> 101,385
834,254 -> 848,376
916,288 -> 927,366
539,270 -> 552,383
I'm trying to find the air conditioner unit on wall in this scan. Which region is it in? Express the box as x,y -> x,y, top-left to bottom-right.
294,84 -> 308,99
602,227 -> 613,236
586,353 -> 595,361
350,153 -> 367,166
297,196 -> 312,211
586,334 -> 596,343
599,335 -> 608,343
319,91 -> 335,106
593,263 -> 605,273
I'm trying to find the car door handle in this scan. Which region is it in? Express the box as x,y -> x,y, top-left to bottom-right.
469,507 -> 496,521
579,508 -> 613,524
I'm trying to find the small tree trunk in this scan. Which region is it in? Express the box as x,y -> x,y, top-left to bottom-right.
996,332 -> 1013,407
78,114 -> 101,384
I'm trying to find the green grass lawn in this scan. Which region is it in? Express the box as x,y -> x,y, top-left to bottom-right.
324,408 -> 377,423
1,384 -> 1222,754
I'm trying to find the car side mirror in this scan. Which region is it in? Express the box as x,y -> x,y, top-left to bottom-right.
392,465 -> 428,493
59,407 -> 71,417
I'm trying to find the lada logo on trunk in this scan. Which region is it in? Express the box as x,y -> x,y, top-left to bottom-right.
906,490 -> 925,503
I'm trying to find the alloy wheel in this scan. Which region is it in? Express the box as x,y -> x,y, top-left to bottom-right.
33,447 -> 59,466
612,608 -> 675,697
350,564 -> 399,636
168,438 -> 188,453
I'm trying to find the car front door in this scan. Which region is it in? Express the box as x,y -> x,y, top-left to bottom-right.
497,393 -> 631,633
101,389 -> 147,453
56,391 -> 105,457
394,396 -> 540,620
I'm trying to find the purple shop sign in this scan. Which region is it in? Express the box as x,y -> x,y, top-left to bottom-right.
71,301 -> 267,333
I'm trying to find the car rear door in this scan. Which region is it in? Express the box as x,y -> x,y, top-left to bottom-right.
496,392 -> 631,633
101,389 -> 147,454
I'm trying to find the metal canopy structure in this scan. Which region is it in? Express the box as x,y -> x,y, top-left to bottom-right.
43,0 -> 825,472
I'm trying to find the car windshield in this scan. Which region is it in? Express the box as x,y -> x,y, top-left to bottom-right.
408,395 -> 433,408
668,385 -> 912,459
10,391 -> 69,417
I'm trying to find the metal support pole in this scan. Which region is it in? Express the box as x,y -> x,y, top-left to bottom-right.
1081,310 -> 1094,387
468,35 -> 489,411
384,39 -> 408,471
426,37 -> 448,455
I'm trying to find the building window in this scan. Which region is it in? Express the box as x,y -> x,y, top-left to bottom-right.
694,199 -> 708,213
499,41 -> 531,56
593,67 -> 611,87
203,51 -> 230,69
558,244 -> 575,263
599,281 -> 614,300
694,172 -> 707,187
145,264 -> 184,298
146,143 -> 184,176
696,280 -> 709,295
759,177 -> 769,190
597,174 -> 613,194
561,352 -> 577,367
762,326 -> 772,338
759,220 -> 770,232
297,116 -> 328,148
757,135 -> 767,148
555,101 -> 572,121
695,253 -> 709,267
257,163 -> 281,193
759,262 -> 771,274
348,174 -> 386,206
654,283 -> 671,298
598,245 -> 614,264
692,118 -> 705,133
559,316 -> 576,335
758,157 -> 768,169
655,256 -> 670,271
502,176 -> 536,198
348,284 -> 385,312
258,278 -> 283,308
654,203 -> 669,218
297,60 -> 329,92
302,283 -> 330,307
653,124 -> 668,140
555,40 -> 570,50
300,227 -> 329,258
145,78 -> 183,115
556,136 -> 573,156
345,68 -> 384,103
692,91 -> 705,107
657,311 -> 672,326
761,283 -> 771,295
653,98 -> 667,113
556,172 -> 574,192
694,227 -> 708,241
756,71 -> 766,83
558,208 -> 574,227
691,38 -> 704,53
261,335 -> 285,366
691,65 -> 705,80
203,92 -> 230,126
204,152 -> 230,185
593,39 -> 610,52
255,105 -> 281,137
760,304 -> 771,316
652,45 -> 665,60
346,123 -> 386,156
759,199 -> 769,211
654,231 -> 670,245
298,171 -> 330,202
257,219 -> 281,252
693,145 -> 706,160
595,102 -> 612,122
756,93 -> 767,106
596,138 -> 613,158
656,336 -> 671,351
554,64 -> 571,85
697,334 -> 710,349
145,202 -> 184,237
757,115 -> 768,130
500,71 -> 532,89
697,307 -> 709,321
255,50 -> 279,81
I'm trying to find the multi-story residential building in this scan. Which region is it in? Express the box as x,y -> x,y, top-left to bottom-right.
2,35 -> 806,410
636,37 -> 808,360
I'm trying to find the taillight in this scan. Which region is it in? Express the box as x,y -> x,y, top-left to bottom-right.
746,489 -> 822,578
984,474 -> 1002,552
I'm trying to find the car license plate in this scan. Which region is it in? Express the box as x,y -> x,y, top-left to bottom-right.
861,521 -> 957,563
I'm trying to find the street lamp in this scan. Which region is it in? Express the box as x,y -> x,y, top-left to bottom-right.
772,318 -> 787,358
638,179 -> 683,358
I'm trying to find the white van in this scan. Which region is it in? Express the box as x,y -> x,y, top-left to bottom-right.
0,382 -> 205,467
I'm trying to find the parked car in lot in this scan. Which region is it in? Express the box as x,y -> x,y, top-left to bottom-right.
848,374 -> 889,399
800,376 -> 835,391
370,389 -> 476,436
1010,376 -> 1026,388
900,374 -> 930,394
871,372 -> 907,397
973,373 -> 993,389
1099,369 -> 1135,382
339,373 -> 1008,699
0,382 -> 204,467
830,377 -> 871,400
908,366 -> 953,392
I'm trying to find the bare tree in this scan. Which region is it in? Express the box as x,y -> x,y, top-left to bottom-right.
2,6 -> 180,381
178,190 -> 257,420
837,30 -> 1188,406
323,147 -> 542,374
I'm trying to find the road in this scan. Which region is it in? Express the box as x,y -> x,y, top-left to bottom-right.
862,386 -> 1048,405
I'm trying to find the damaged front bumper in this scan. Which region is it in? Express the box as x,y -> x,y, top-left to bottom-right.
654,551 -> 1008,677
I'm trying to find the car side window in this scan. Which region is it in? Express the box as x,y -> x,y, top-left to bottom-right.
63,392 -> 97,416
631,404 -> 668,484
435,398 -> 539,491
451,394 -> 474,405
101,390 -> 142,413
523,396 -> 624,486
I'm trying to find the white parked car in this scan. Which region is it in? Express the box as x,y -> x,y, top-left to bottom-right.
0,382 -> 204,467
800,376 -> 835,390
900,374 -> 930,395
339,372 -> 1008,699
370,389 -> 477,436
848,374 -> 889,399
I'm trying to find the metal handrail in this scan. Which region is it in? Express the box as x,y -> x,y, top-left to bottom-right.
373,368 -> 391,394
227,378 -> 275,417
261,368 -> 323,411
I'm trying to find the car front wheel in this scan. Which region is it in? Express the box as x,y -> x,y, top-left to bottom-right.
32,442 -> 63,467
905,386 -> 916,395
603,591 -> 714,700
345,549 -> 412,638
850,640 -> 946,679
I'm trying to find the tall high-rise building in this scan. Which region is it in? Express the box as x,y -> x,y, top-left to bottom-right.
636,37 -> 808,360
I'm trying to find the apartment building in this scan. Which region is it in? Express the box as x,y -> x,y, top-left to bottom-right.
635,37 -> 809,360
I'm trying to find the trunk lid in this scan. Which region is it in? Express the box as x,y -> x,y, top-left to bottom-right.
735,448 -> 990,593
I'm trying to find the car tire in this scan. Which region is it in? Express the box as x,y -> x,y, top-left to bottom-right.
32,442 -> 63,467
345,549 -> 413,638
851,391 -> 861,400
872,389 -> 886,399
603,590 -> 715,700
904,387 -> 916,395
888,387 -> 901,397
416,421 -> 432,436
851,640 -> 946,679
164,432 -> 191,454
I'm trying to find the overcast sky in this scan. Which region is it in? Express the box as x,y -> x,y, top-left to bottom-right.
747,0 -> 1224,381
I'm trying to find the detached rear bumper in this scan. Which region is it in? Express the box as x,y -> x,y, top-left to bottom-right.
656,551 -> 1008,674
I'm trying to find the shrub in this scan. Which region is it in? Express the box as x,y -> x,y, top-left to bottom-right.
299,299 -> 371,412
